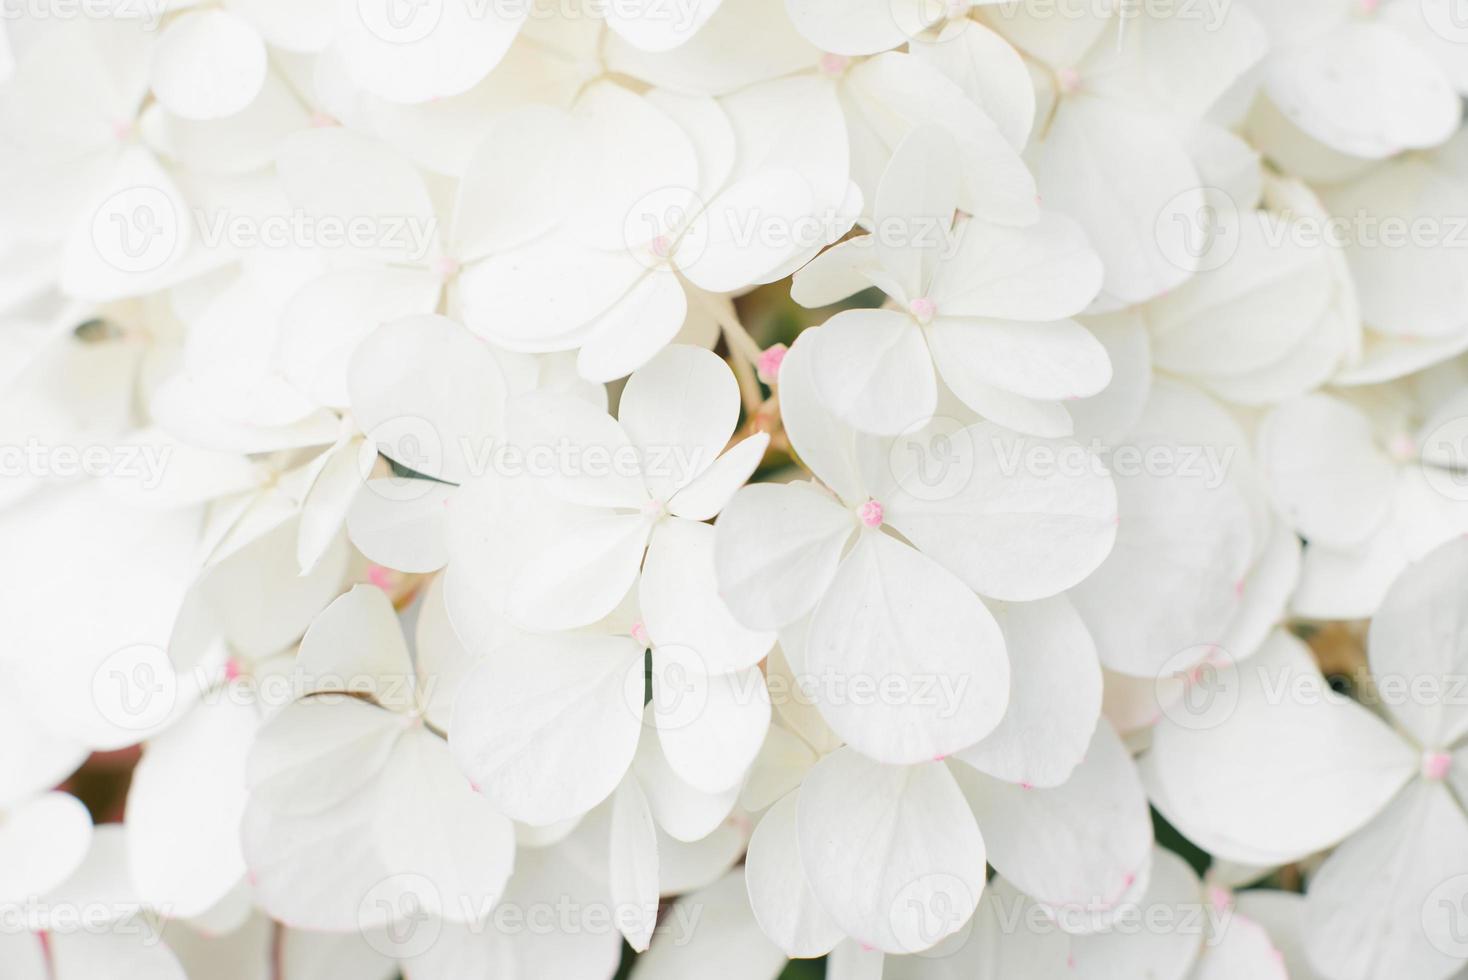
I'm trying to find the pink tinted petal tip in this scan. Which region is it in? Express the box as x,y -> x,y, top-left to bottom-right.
858,499 -> 884,528
908,297 -> 937,324
757,344 -> 788,385
1424,751 -> 1452,781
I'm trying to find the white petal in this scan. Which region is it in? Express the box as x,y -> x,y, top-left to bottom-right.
929,212 -> 1104,321
374,728 -> 515,925
449,633 -> 645,826
633,721 -> 739,843
127,698 -> 258,917
811,308 -> 937,436
961,722 -> 1153,928
1369,538 -> 1468,748
884,423 -> 1118,603
797,750 -> 986,954
0,792 -> 92,905
506,513 -> 653,631
630,869 -> 785,980
654,650 -> 771,794
575,270 -> 689,384
1066,847 -> 1204,980
929,316 -> 1112,403
872,124 -> 961,301
643,519 -> 776,674
278,269 -> 440,410
806,530 -> 1009,764
1141,631 -> 1417,866
247,698 -> 406,817
295,586 -> 415,707
1035,99 -> 1202,305
1305,780 -> 1468,980
955,596 -> 1102,788
714,481 -> 856,631
1258,394 -> 1394,548
333,0 -> 527,103
1265,24 -> 1459,158
346,480 -> 454,574
150,11 -> 267,121
619,344 -> 739,501
609,778 -> 661,952
668,432 -> 770,522
745,790 -> 843,958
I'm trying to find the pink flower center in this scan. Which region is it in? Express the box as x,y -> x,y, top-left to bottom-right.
631,622 -> 650,648
650,234 -> 673,259
1387,432 -> 1417,462
309,112 -> 338,128
757,344 -> 788,384
1057,67 -> 1082,95
224,658 -> 243,682
366,564 -> 395,591
432,255 -> 461,281
112,120 -> 134,142
909,297 -> 937,324
818,53 -> 849,76
1359,0 -> 1380,13
858,499 -> 884,528
1424,751 -> 1453,781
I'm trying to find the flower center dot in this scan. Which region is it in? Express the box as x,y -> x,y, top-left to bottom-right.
1424,752 -> 1453,781
909,297 -> 937,324
858,499 -> 884,528
818,53 -> 849,77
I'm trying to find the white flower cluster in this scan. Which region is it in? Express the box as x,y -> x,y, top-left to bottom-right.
3,0 -> 1468,978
